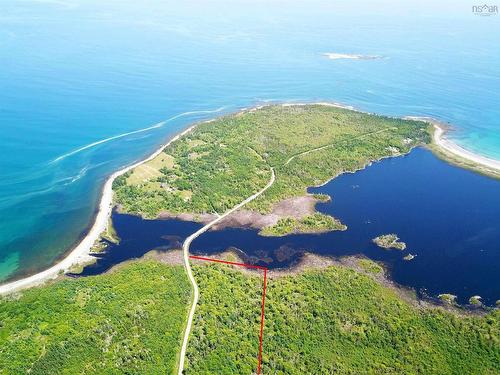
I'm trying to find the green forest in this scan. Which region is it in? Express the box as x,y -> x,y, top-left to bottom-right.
0,262 -> 191,374
2,258 -> 498,374
260,212 -> 347,236
114,105 -> 430,218
187,261 -> 499,374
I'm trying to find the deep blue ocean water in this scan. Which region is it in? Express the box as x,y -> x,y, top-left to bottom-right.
1,1 -> 499,281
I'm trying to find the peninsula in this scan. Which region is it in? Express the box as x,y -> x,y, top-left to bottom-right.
405,116 -> 500,179
2,103 -> 499,294
1,103 -> 499,375
113,104 -> 429,228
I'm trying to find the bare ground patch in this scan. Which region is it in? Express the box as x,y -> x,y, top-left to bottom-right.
144,249 -> 184,266
156,194 -> 321,232
211,195 -> 319,231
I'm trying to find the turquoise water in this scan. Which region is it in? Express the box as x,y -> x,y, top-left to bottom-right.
1,0 -> 499,281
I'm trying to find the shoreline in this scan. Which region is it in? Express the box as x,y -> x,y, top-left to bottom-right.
405,116 -> 500,177
2,102 -> 500,294
432,123 -> 500,174
0,124 -> 198,295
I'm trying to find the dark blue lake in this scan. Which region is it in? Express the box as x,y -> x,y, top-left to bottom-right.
83,148 -> 500,305
76,214 -> 201,276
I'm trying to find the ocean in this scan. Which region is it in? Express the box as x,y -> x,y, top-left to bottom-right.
1,0 -> 499,282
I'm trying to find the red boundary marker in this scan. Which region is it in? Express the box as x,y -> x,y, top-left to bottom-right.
189,255 -> 268,375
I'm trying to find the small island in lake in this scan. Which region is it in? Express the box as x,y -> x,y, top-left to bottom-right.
403,253 -> 416,261
373,233 -> 407,250
259,213 -> 347,237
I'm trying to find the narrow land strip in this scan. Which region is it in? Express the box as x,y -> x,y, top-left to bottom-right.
432,123 -> 500,174
404,115 -> 500,177
177,168 -> 275,375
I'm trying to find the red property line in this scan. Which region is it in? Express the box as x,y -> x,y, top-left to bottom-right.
189,255 -> 268,375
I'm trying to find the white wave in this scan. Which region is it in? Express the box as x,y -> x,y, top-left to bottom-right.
123,133 -> 153,142
50,106 -> 227,164
50,121 -> 165,163
68,166 -> 88,184
0,161 -> 112,210
0,184 -> 58,209
163,106 -> 227,123
323,52 -> 383,60
60,161 -> 110,186
1,107 -> 228,208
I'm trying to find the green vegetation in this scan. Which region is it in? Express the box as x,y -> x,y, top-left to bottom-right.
357,258 -> 383,274
469,296 -> 482,306
0,261 -> 191,374
1,258 -> 498,374
90,218 -> 119,254
373,233 -> 407,250
187,263 -> 499,374
114,105 -> 430,218
311,193 -> 331,202
439,294 -> 458,305
260,212 -> 346,236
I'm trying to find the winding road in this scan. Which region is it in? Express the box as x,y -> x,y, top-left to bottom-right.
284,127 -> 396,166
177,126 -> 400,373
177,167 -> 275,375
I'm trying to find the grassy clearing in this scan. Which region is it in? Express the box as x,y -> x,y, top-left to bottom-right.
0,261 -> 191,374
114,105 -> 430,218
186,263 -> 499,374
127,154 -> 175,186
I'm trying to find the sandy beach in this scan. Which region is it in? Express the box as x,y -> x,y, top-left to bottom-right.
404,115 -> 500,175
0,102 -> 341,294
432,124 -> 500,173
2,104 -> 499,295
0,124 -> 197,295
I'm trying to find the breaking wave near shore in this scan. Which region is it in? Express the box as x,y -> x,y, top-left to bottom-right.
50,107 -> 228,163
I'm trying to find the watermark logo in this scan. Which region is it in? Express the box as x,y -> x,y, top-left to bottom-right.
472,4 -> 498,16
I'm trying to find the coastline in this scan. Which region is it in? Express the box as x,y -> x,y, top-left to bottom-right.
405,116 -> 500,178
2,102 -> 500,295
432,123 -> 500,174
0,124 -> 198,295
